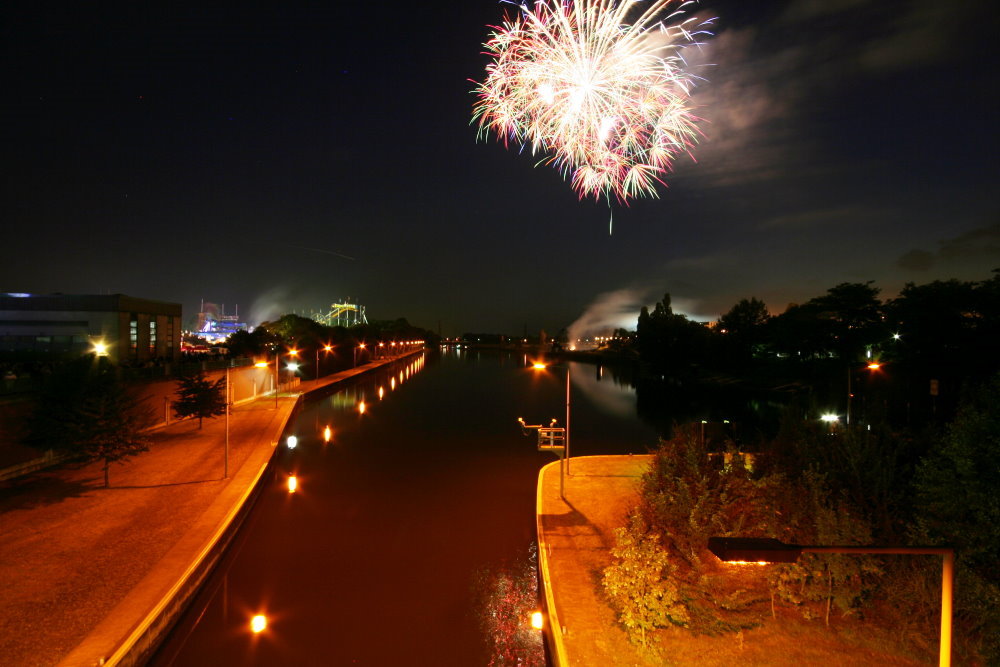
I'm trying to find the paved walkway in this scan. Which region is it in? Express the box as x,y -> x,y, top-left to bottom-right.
0,357 -> 407,667
536,455 -> 653,666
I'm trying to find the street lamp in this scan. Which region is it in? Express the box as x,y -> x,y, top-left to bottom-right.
225,364 -> 231,478
707,537 -> 954,666
530,360 -> 571,474
316,344 -> 333,380
253,359 -> 278,408
847,361 -> 883,426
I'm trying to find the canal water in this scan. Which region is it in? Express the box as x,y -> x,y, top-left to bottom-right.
151,349 -> 665,664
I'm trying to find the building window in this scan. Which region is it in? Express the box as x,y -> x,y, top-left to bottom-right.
149,320 -> 157,355
166,316 -> 174,351
130,314 -> 138,354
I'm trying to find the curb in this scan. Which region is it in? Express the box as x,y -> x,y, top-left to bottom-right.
536,459 -> 569,666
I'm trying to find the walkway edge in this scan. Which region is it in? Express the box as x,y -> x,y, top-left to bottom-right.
536,459 -> 569,666
111,458 -> 271,666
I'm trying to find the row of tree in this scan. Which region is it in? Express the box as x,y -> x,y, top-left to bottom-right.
626,270 -> 1000,425
633,270 -> 1000,372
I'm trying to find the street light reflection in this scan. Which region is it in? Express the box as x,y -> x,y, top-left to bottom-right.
287,475 -> 298,493
250,614 -> 267,633
358,400 -> 366,414
323,426 -> 332,442
378,386 -> 384,400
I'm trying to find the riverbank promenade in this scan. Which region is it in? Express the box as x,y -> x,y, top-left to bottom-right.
536,454 -> 653,666
0,358 -> 403,667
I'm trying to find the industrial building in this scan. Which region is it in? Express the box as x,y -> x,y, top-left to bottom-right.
0,293 -> 181,364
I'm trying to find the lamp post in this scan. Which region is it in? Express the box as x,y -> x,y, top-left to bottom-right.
847,361 -> 883,426
708,537 -> 953,666
354,343 -> 366,367
224,364 -> 230,479
316,344 -> 332,380
531,361 -> 571,473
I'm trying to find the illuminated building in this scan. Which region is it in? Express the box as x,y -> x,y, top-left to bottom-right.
0,293 -> 181,363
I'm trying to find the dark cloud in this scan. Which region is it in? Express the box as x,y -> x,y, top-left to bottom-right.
897,223 -> 1000,272
897,249 -> 935,271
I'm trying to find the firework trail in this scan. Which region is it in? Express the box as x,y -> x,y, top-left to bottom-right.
473,0 -> 713,205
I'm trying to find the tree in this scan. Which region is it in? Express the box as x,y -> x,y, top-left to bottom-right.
29,355 -> 152,488
718,297 -> 770,364
636,293 -> 711,375
173,371 -> 227,428
226,327 -> 276,357
808,281 -> 884,363
911,374 -> 1000,662
603,513 -> 688,651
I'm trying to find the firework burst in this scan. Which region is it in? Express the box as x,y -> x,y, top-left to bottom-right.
473,0 -> 713,204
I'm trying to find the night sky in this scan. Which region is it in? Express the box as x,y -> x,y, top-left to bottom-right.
2,1 -> 996,337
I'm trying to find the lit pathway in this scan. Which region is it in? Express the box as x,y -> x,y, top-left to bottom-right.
536,454 -> 652,666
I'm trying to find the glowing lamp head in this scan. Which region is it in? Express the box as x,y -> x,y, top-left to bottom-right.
254,361 -> 269,368
286,362 -> 299,372
286,435 -> 298,449
867,362 -> 881,370
532,362 -> 547,370
251,614 -> 267,633
530,611 -> 543,630
287,475 -> 298,493
324,345 -> 333,352
92,342 -> 108,356
820,413 -> 839,423
288,349 -> 299,357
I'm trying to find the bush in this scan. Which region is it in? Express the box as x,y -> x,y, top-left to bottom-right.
603,513 -> 688,650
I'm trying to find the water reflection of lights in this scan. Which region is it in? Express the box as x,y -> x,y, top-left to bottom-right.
378,386 -> 384,400
250,614 -> 267,633
323,426 -> 332,442
286,435 -> 298,449
390,378 -> 396,390
287,475 -> 298,493
569,363 -> 636,419
358,401 -> 366,414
